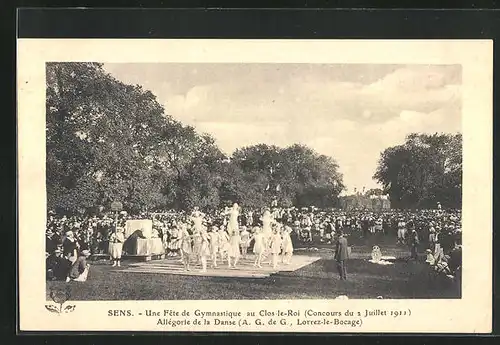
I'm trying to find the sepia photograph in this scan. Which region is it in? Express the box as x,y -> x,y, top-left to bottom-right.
44,62 -> 463,301
17,39 -> 492,332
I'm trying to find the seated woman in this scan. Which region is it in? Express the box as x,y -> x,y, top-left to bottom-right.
371,245 -> 382,263
434,254 -> 452,277
46,248 -> 71,281
425,249 -> 436,265
66,249 -> 91,282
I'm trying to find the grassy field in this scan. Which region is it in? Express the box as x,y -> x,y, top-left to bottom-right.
46,232 -> 460,300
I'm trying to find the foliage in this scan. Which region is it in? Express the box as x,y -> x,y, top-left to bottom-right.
373,133 -> 462,209
46,63 -> 346,214
230,144 -> 345,208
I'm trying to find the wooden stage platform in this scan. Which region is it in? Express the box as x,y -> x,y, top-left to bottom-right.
112,255 -> 322,278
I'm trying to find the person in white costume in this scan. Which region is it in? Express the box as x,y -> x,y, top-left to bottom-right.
199,226 -> 211,272
227,229 -> 241,268
252,227 -> 265,268
217,227 -> 230,265
191,207 -> 205,233
239,226 -> 250,259
269,226 -> 283,269
227,203 -> 240,236
261,208 -> 272,239
371,245 -> 382,263
281,225 -> 294,265
208,226 -> 220,268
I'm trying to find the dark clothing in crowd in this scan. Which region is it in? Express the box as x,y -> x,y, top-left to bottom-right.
448,247 -> 462,274
334,235 -> 349,280
46,254 -> 71,281
410,231 -> 420,260
62,238 -> 78,258
46,236 -> 57,254
69,255 -> 88,279
123,230 -> 146,255
78,238 -> 90,251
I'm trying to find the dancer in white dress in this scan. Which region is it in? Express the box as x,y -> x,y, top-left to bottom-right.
280,226 -> 294,265
227,229 -> 241,268
179,226 -> 193,271
191,207 -> 205,233
217,227 -> 230,264
239,226 -> 250,259
261,209 -> 272,239
208,226 -> 220,268
199,227 -> 211,272
227,203 -> 240,236
269,227 -> 283,269
176,223 -> 186,262
252,227 -> 265,268
192,227 -> 202,264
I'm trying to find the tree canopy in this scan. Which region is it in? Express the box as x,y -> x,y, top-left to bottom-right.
373,133 -> 462,209
46,63 -> 346,214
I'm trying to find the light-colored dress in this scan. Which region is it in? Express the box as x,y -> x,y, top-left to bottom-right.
109,232 -> 125,259
192,230 -> 202,255
218,230 -> 230,253
168,228 -> 181,250
228,233 -> 241,258
208,231 -> 220,254
252,233 -> 265,254
180,229 -> 192,255
371,247 -> 382,262
199,230 -> 211,257
262,212 -> 272,238
228,208 -> 239,235
191,212 -> 204,233
270,233 -> 282,255
281,231 -> 293,254
240,230 -> 250,248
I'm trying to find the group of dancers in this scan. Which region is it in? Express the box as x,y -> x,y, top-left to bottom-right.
169,204 -> 294,272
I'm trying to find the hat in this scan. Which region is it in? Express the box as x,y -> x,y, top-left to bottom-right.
65,230 -> 74,237
54,248 -> 62,254
81,250 -> 91,256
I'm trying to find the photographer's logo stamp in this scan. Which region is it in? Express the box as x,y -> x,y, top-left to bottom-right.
46,287 -> 76,315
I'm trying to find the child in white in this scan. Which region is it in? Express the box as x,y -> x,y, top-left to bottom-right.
269,227 -> 283,269
281,226 -> 294,265
371,245 -> 382,263
227,229 -> 241,268
261,209 -> 272,240
217,228 -> 230,265
208,226 -> 220,268
239,226 -> 250,259
199,227 -> 210,272
252,227 -> 265,268
227,203 -> 240,236
179,226 -> 192,271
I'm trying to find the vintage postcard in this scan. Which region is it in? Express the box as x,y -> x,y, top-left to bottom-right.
17,39 -> 492,332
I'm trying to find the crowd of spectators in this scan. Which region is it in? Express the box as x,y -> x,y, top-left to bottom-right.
46,206 -> 462,282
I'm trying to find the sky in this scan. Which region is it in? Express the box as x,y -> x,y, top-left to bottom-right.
102,63 -> 462,192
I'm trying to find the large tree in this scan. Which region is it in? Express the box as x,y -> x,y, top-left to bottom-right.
373,133 -> 462,209
229,144 -> 345,208
46,63 -> 208,213
46,63 -> 346,214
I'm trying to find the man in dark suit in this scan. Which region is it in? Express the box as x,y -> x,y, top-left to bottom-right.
334,230 -> 349,280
